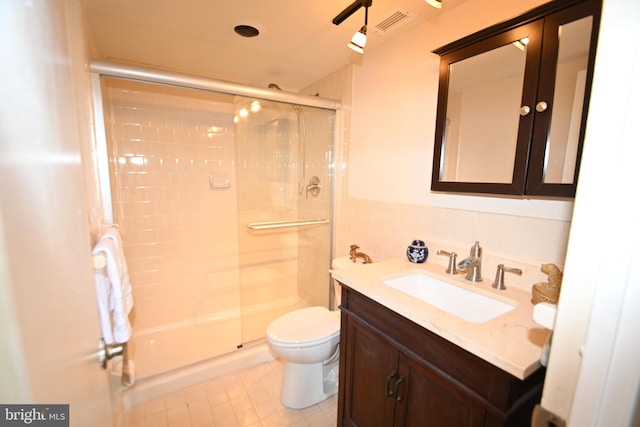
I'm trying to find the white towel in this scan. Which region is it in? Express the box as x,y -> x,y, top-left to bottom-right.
92,228 -> 134,345
102,226 -> 125,253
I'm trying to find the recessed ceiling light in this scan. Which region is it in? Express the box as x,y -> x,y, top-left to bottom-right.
234,25 -> 260,38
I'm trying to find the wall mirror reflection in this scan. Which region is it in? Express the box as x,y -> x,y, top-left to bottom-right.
443,39 -> 528,183
543,16 -> 592,184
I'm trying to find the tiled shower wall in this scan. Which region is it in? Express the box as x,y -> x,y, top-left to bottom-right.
292,106 -> 335,306
102,79 -> 241,332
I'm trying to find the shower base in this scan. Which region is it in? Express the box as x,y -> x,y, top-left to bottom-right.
120,296 -> 308,407
121,342 -> 274,409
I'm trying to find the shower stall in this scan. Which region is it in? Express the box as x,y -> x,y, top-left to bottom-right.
92,62 -> 338,381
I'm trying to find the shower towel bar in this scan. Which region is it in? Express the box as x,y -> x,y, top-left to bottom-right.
246,218 -> 329,230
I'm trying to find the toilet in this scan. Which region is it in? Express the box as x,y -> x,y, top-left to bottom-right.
265,257 -> 355,409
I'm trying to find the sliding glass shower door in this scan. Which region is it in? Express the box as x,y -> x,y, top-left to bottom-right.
99,77 -> 335,378
233,96 -> 335,345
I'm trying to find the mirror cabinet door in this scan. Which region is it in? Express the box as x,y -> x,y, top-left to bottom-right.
525,1 -> 599,196
442,40 -> 526,183
433,22 -> 544,195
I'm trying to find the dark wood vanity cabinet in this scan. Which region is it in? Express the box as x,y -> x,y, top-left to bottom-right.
337,285 -> 545,427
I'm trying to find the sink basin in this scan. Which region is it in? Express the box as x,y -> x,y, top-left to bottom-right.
383,272 -> 515,323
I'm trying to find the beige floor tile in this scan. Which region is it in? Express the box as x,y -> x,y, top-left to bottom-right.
124,360 -> 337,427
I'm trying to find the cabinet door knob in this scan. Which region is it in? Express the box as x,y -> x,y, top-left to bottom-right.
385,371 -> 398,397
520,105 -> 531,116
536,101 -> 548,112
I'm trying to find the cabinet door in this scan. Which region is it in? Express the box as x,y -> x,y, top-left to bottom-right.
525,0 -> 600,196
341,315 -> 399,427
431,20 -> 544,196
395,354 -> 486,427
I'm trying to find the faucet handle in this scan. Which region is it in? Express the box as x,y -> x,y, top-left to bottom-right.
437,250 -> 458,275
492,264 -> 523,290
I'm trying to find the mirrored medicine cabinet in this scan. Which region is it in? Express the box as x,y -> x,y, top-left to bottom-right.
431,0 -> 601,198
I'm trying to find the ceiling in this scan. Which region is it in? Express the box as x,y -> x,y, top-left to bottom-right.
81,0 -> 466,91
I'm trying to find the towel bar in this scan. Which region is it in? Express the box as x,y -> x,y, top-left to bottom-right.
245,218 -> 329,230
93,223 -> 119,268
98,338 -> 123,369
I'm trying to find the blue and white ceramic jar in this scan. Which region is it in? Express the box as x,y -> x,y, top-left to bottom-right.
407,240 -> 428,263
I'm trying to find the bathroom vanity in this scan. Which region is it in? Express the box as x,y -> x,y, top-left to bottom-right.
333,259 -> 548,427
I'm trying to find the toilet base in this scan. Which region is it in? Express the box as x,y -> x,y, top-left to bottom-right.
279,359 -> 339,409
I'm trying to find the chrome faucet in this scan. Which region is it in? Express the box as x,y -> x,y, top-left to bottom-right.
349,244 -> 372,264
457,241 -> 483,282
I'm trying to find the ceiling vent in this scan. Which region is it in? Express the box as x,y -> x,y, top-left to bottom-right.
372,9 -> 418,36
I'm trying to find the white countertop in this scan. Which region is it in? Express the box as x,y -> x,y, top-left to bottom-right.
331,258 -> 550,380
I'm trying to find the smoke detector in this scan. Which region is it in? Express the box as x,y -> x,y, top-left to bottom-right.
372,9 -> 418,36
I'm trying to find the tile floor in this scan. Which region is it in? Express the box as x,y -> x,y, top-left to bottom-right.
124,360 -> 338,427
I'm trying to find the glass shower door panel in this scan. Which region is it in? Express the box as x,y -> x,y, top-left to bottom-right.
234,97 -> 335,344
101,78 -> 243,378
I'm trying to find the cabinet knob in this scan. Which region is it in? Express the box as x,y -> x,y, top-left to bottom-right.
519,105 -> 531,116
536,101 -> 548,112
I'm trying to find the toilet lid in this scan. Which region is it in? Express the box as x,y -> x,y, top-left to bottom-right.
267,306 -> 340,344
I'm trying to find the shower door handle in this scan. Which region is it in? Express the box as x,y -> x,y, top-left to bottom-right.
305,176 -> 321,199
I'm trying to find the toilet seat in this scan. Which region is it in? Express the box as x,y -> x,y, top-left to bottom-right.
266,306 -> 339,348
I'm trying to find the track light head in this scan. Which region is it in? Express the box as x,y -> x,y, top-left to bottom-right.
348,26 -> 367,54
425,0 -> 442,9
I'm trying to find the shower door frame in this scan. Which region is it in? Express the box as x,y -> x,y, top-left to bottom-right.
89,60 -> 341,369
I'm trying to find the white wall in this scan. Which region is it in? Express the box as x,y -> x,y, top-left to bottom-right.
349,0 -> 558,213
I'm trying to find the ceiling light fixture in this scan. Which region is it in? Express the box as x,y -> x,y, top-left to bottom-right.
333,0 -> 373,54
425,0 -> 442,9
349,26 -> 367,53
348,10 -> 369,53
